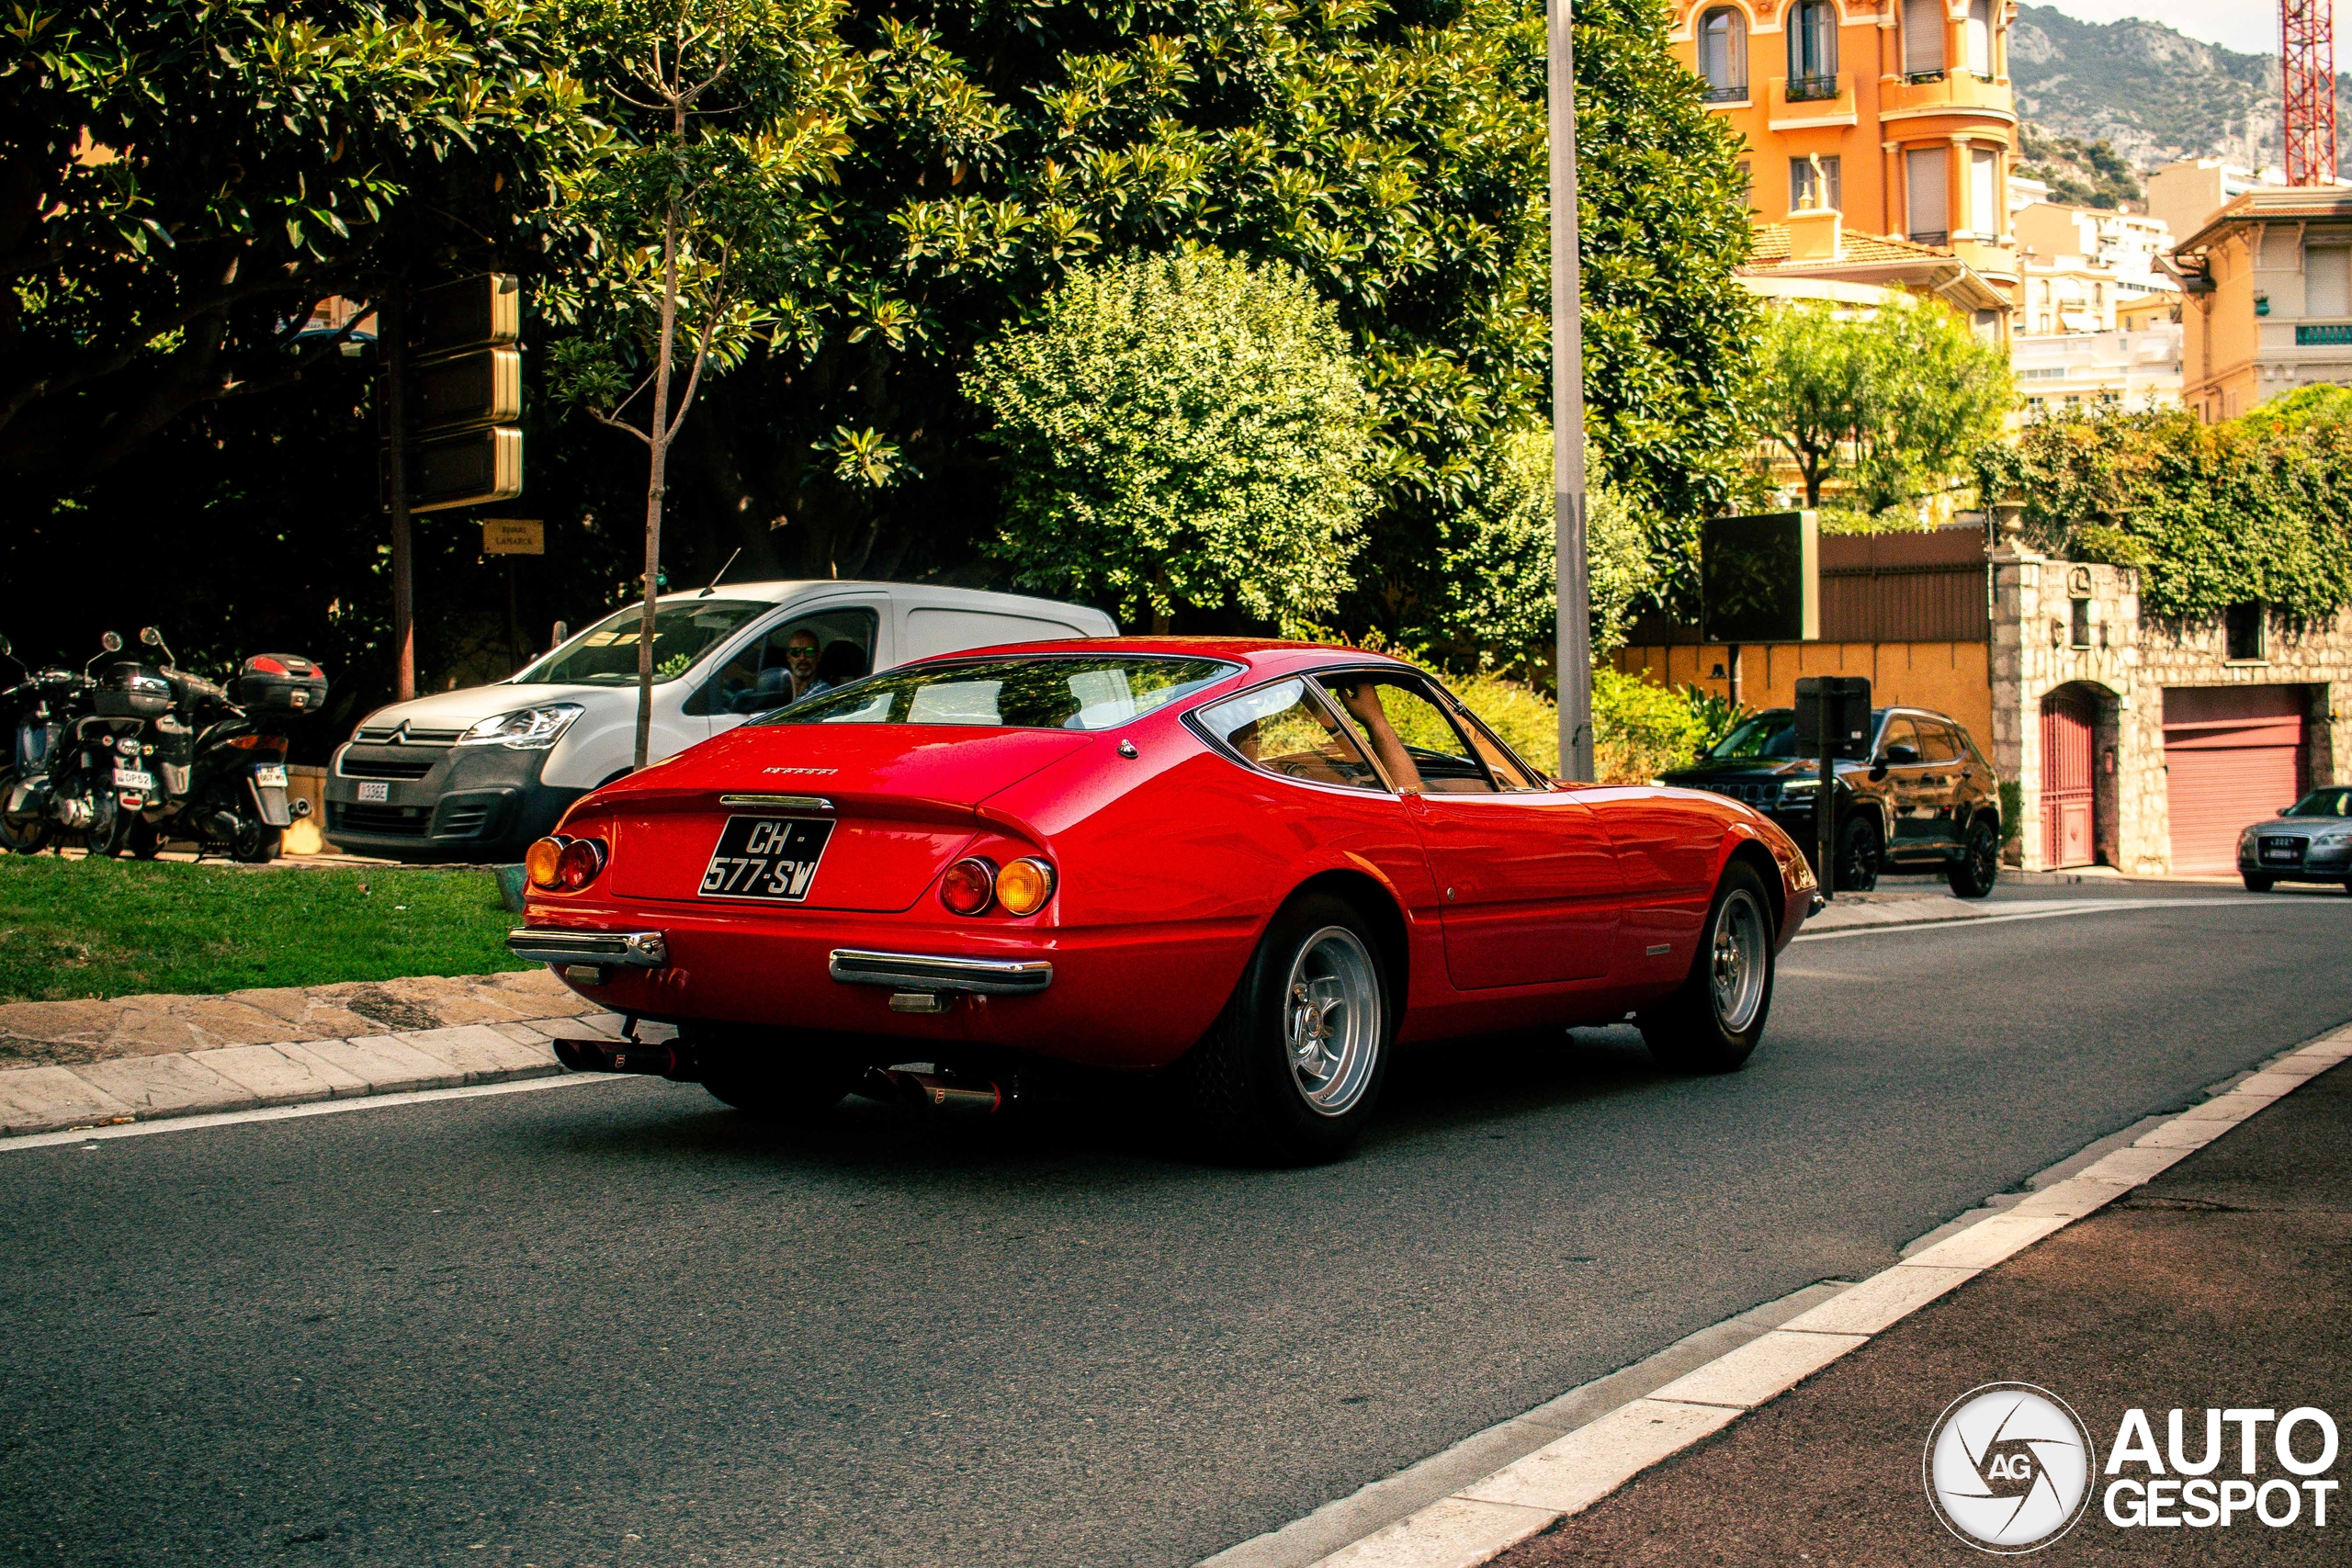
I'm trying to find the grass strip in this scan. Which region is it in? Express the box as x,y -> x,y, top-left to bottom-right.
0,855 -> 525,1002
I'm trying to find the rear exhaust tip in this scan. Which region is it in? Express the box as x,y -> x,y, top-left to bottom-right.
860,1066 -> 1012,1115
551,1036 -> 697,1081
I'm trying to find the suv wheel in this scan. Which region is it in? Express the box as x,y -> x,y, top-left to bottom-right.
1836,816 -> 1882,894
1948,818 -> 1999,898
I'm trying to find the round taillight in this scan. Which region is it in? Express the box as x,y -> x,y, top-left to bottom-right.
940,856 -> 997,916
525,836 -> 566,890
994,857 -> 1055,917
555,836 -> 606,891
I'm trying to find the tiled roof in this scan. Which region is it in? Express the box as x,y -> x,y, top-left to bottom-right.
1744,224 -> 1952,268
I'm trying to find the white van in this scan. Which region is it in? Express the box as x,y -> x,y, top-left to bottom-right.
323,581 -> 1117,861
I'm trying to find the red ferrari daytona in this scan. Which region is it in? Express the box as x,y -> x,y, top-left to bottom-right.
507,640 -> 1820,1161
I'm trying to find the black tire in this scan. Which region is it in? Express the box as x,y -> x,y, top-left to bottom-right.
2243,873 -> 2273,893
1177,891 -> 1393,1165
696,1029 -> 857,1123
1641,863 -> 1777,1074
1835,813 -> 1883,894
230,821 -> 281,863
1948,818 -> 2000,898
0,774 -> 48,854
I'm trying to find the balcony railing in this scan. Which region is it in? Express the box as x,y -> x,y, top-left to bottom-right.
1786,73 -> 1841,102
1905,69 -> 1946,85
1909,230 -> 1950,248
1702,83 -> 1749,103
2297,323 -> 2352,345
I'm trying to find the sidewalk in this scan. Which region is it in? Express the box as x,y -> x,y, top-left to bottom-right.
1487,1051 -> 2352,1565
0,969 -> 633,1137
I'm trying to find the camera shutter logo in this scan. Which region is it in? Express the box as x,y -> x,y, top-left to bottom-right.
1925,1383 -> 2097,1552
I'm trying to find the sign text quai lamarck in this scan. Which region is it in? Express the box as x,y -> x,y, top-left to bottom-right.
481,518 -> 544,556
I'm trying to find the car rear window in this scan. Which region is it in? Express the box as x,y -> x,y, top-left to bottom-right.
759,655 -> 1240,731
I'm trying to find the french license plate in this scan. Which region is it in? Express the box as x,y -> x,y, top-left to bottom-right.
112,767 -> 154,791
356,780 -> 390,803
2261,840 -> 2300,863
698,815 -> 835,902
254,764 -> 288,788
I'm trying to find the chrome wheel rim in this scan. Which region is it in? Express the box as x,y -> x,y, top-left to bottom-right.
1283,926 -> 1382,1116
1709,889 -> 1769,1034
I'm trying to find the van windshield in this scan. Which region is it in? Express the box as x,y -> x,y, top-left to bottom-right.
761,655 -> 1240,730
511,601 -> 765,686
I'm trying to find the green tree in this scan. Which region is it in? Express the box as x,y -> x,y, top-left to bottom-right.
1753,296 -> 2011,519
545,0 -> 858,766
966,249 -> 1376,634
0,0 -> 595,477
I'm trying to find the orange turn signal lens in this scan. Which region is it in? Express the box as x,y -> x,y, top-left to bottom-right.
994,857 -> 1055,917
525,836 -> 565,889
940,856 -> 997,916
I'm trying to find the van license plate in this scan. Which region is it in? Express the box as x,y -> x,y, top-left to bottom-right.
356,780 -> 390,803
699,815 -> 835,902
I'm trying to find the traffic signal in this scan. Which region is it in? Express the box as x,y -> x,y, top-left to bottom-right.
395,274 -> 525,513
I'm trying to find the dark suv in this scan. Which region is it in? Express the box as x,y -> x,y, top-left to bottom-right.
1660,705 -> 2003,897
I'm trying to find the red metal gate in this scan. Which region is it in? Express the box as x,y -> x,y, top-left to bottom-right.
2041,688 -> 2096,867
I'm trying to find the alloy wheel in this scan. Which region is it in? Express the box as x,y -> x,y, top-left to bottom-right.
1709,888 -> 1770,1033
1283,926 -> 1382,1116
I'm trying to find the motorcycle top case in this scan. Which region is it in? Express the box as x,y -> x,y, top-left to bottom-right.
232,654 -> 329,715
95,661 -> 173,720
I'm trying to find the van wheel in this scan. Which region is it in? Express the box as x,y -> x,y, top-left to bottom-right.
1641,863 -> 1776,1074
1178,892 -> 1392,1165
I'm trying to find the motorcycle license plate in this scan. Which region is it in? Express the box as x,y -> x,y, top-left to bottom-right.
112,767 -> 154,791
254,764 -> 288,788
698,815 -> 834,902
356,781 -> 390,803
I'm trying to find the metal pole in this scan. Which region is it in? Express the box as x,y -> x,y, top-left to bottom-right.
382,293 -> 416,704
1550,0 -> 1595,783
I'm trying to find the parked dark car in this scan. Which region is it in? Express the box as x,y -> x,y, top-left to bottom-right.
1660,705 -> 2003,897
2237,788 -> 2352,893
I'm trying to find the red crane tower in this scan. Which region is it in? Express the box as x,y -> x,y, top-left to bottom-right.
2283,0 -> 2338,186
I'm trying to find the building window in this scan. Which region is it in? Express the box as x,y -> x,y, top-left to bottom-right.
1786,0 -> 1838,95
1902,0 -> 1943,77
2069,597 -> 2091,649
1736,159 -> 1754,205
1964,0 -> 1995,76
1905,145 -> 1949,243
1790,154 -> 1842,212
2306,244 -> 2350,318
1973,307 -> 2000,340
2225,602 -> 2267,662
1700,6 -> 1748,100
1970,146 -> 1999,237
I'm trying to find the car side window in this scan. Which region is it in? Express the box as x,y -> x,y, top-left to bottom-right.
1916,720 -> 1962,764
1877,716 -> 1921,764
1452,705 -> 1548,790
685,606 -> 879,716
1317,672 -> 1498,795
1195,680 -> 1384,792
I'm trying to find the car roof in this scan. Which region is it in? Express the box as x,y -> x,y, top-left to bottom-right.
893,636 -> 1415,675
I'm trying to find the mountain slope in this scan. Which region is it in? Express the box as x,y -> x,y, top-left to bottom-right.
2008,5 -> 2334,175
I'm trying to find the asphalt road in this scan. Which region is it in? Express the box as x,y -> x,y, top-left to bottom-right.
5,885 -> 2349,1568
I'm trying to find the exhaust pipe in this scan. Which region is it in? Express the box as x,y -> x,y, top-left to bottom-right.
860,1066 -> 1013,1115
551,1035 -> 698,1080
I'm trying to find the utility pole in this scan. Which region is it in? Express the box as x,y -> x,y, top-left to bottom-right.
381,293 -> 416,704
1551,0 -> 1595,783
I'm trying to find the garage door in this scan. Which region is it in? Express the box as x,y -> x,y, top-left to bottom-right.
2163,687 -> 2305,874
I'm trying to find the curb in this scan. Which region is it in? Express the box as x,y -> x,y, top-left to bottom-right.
0,1014 -> 639,1138
1227,1022 -> 2352,1568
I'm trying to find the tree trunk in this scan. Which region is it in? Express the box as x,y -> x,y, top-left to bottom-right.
635,200 -> 684,773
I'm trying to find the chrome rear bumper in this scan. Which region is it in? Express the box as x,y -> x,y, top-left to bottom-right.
828,948 -> 1054,995
507,928 -> 669,968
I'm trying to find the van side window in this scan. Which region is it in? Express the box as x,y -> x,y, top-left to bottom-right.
901,607 -> 1087,661
685,606 -> 879,716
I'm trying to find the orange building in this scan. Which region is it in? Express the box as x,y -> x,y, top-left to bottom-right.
1669,0 -> 2022,321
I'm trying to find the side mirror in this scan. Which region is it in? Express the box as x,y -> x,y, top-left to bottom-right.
100,630 -> 122,653
0,636 -> 11,658
140,626 -> 164,647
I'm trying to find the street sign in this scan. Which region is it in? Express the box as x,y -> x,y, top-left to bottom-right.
407,274 -> 521,356
401,427 -> 523,513
1701,512 -> 1820,644
482,518 -> 544,556
413,345 -> 522,435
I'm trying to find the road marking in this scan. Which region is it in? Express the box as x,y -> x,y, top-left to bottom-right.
1213,1021 -> 2352,1568
1794,897 -> 2277,942
0,1070 -> 636,1155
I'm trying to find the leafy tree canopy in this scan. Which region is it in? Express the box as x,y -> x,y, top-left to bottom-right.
967,249 -> 1375,633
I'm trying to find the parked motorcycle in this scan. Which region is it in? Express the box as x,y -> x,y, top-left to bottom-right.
0,628 -> 328,862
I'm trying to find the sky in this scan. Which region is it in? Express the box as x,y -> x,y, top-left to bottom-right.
2032,2 -> 2279,59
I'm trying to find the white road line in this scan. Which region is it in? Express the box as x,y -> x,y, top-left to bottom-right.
1211,1021 -> 2352,1568
1794,897 -> 2277,942
0,1070 -> 636,1155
